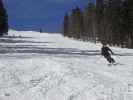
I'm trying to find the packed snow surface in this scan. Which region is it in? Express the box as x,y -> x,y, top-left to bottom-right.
0,30 -> 133,100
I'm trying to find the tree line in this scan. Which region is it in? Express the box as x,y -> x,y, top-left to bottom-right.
63,0 -> 133,48
0,0 -> 8,36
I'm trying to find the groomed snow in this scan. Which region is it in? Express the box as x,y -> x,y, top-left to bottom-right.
0,30 -> 133,100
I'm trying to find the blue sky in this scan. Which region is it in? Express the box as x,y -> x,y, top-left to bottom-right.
3,0 -> 91,32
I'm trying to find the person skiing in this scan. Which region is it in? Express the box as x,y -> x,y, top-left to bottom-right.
101,44 -> 115,64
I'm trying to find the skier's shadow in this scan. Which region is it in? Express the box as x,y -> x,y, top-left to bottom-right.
0,46 -> 100,56
0,35 -> 33,39
114,53 -> 133,56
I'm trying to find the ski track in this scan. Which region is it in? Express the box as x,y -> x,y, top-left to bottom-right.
0,30 -> 132,100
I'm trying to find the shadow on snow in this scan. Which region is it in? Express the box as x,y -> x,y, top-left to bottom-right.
0,36 -> 132,57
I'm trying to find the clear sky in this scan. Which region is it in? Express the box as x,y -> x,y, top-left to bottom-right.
3,0 -> 92,33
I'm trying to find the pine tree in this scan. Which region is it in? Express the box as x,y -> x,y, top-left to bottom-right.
96,0 -> 105,43
84,3 -> 96,41
69,6 -> 84,39
0,0 -> 8,36
63,13 -> 69,37
124,0 -> 133,48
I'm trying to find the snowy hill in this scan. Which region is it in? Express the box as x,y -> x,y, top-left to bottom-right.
0,30 -> 133,100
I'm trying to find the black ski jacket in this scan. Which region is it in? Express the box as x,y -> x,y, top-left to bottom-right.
101,46 -> 113,57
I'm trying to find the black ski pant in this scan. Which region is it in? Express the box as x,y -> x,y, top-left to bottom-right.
104,55 -> 115,63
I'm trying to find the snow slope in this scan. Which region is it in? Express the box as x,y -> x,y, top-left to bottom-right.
0,30 -> 133,100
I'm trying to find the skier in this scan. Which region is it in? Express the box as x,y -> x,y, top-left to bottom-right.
101,44 -> 115,64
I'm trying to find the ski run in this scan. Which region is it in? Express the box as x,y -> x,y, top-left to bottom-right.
0,30 -> 133,100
